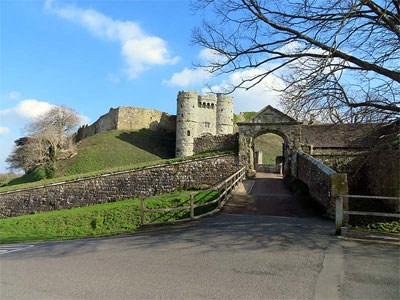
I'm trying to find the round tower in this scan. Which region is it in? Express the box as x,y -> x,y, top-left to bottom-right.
176,90 -> 198,157
216,93 -> 234,135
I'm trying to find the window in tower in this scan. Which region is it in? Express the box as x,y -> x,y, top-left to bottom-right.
187,130 -> 191,136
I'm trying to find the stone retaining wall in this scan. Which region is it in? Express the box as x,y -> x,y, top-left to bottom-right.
193,133 -> 238,154
0,154 -> 240,218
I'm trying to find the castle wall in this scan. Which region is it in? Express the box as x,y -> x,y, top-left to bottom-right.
175,90 -> 199,157
75,106 -> 176,143
216,94 -> 234,134
117,106 -> 176,133
196,95 -> 217,136
75,108 -> 119,142
193,133 -> 238,155
176,90 -> 234,158
0,154 -> 239,218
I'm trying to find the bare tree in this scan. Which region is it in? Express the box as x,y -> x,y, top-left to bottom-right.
192,0 -> 400,122
6,106 -> 80,174
24,105 -> 80,162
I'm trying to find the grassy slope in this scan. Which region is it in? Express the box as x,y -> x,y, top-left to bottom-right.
1,129 -> 176,190
0,190 -> 218,244
56,129 -> 176,177
254,134 -> 284,164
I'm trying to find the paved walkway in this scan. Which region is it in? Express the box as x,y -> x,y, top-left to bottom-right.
223,172 -> 304,217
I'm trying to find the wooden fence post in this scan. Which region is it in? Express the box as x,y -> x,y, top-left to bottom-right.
335,195 -> 343,235
190,193 -> 194,220
225,181 -> 228,202
140,198 -> 145,225
217,188 -> 221,209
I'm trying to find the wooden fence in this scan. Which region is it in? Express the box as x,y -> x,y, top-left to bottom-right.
140,167 -> 246,226
335,194 -> 400,235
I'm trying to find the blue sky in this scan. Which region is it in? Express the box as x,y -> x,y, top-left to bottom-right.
0,0 -> 280,173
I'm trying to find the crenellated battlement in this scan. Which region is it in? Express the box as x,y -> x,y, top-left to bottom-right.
175,90 -> 234,157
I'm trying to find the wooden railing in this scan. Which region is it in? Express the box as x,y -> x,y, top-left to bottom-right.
335,194 -> 400,235
140,167 -> 246,226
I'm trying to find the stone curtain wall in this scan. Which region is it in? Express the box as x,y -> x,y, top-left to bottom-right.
193,133 -> 239,154
0,154 -> 239,218
117,106 -> 176,133
294,151 -> 348,217
75,106 -> 176,143
75,108 -> 119,142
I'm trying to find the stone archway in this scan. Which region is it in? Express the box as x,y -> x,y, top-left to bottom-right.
237,106 -> 302,176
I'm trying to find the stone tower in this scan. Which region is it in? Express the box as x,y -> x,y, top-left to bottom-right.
176,90 -> 198,157
175,90 -> 234,158
216,93 -> 234,134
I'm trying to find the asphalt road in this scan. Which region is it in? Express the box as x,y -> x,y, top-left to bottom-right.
1,173 -> 399,299
1,214 -> 399,300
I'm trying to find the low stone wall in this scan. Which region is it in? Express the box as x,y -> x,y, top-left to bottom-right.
0,154 -> 240,218
294,151 -> 348,216
193,133 -> 238,154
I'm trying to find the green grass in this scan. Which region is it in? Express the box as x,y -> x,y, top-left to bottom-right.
0,149 -> 234,193
2,168 -> 46,187
254,133 -> 284,164
0,190 -> 218,244
56,129 -> 176,177
243,111 -> 257,120
355,221 -> 400,233
233,114 -> 240,125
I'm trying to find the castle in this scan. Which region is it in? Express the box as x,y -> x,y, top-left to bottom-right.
175,90 -> 234,157
74,90 -> 234,158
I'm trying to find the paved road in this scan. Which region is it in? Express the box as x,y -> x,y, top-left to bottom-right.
1,173 -> 399,299
1,214 -> 399,300
223,172 -> 304,217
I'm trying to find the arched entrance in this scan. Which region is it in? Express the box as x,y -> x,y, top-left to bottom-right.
237,106 -> 302,176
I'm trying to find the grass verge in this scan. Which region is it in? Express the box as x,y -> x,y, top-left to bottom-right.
0,190 -> 218,244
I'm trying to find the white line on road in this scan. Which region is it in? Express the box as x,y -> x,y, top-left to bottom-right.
0,245 -> 34,255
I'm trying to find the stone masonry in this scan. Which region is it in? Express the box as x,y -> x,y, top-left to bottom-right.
193,133 -> 238,155
175,90 -> 234,157
0,154 -> 240,218
75,106 -> 176,142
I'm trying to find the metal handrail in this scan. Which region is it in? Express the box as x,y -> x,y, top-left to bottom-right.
141,167 -> 246,225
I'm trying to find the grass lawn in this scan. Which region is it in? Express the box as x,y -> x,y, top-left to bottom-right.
55,129 -> 176,177
0,190 -> 218,244
254,133 -> 284,164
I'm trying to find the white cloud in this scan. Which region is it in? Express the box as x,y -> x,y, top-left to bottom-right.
45,0 -> 179,79
8,91 -> 21,99
198,48 -> 223,64
163,68 -> 211,87
163,49 -> 221,87
204,68 -> 285,113
0,126 -> 11,135
0,99 -> 55,121
79,115 -> 91,125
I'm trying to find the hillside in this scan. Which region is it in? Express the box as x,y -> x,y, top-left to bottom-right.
55,129 -> 176,177
254,134 -> 284,164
